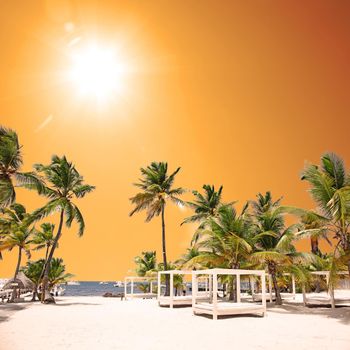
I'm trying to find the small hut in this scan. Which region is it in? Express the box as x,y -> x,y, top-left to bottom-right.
3,272 -> 35,301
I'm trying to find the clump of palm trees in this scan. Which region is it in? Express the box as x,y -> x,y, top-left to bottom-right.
130,154 -> 350,306
0,126 -> 95,303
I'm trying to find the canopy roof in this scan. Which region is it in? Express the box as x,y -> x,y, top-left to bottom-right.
192,268 -> 265,276
2,272 -> 35,290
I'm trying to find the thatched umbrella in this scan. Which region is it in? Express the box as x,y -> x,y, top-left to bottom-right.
3,272 -> 35,293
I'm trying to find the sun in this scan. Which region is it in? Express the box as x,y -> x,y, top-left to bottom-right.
69,45 -> 125,100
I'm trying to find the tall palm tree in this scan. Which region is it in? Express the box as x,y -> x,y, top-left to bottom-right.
0,126 -> 43,207
129,162 -> 185,295
30,155 -> 95,303
134,251 -> 157,277
182,184 -> 224,225
301,153 -> 350,276
249,192 -> 312,305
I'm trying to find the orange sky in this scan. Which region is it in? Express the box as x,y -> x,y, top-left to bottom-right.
1,0 -> 350,280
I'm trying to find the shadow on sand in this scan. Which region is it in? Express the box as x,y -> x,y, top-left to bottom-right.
194,312 -> 264,320
268,303 -> 350,325
0,299 -> 102,323
0,303 -> 29,324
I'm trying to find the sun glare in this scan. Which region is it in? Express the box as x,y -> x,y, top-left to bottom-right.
69,45 -> 125,101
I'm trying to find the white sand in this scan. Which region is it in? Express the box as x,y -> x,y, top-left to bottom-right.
0,296 -> 349,350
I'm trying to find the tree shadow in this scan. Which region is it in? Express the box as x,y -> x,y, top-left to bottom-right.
267,303 -> 350,325
159,304 -> 192,309
193,312 -> 264,320
0,303 -> 29,324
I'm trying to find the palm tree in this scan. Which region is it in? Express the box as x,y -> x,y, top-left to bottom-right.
30,155 -> 95,303
278,206 -> 330,255
176,247 -> 200,268
0,204 -> 33,302
31,223 -> 56,262
182,184 -> 224,225
22,259 -> 45,301
0,126 -> 43,207
0,204 -> 33,279
48,258 -> 73,290
301,153 -> 350,277
22,258 -> 73,301
185,204 -> 252,300
134,251 -> 157,277
129,162 -> 185,294
249,192 -> 313,305
299,212 -> 329,256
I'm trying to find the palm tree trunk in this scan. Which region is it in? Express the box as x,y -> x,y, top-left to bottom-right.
41,209 -> 64,304
10,247 -> 22,302
229,277 -> 236,301
344,241 -> 350,280
38,245 -> 50,289
45,245 -> 49,262
161,206 -> 170,296
311,237 -> 320,255
302,284 -> 307,306
310,237 -> 321,292
229,264 -> 239,301
338,229 -> 350,279
14,246 -> 22,279
31,285 -> 38,302
269,263 -> 282,305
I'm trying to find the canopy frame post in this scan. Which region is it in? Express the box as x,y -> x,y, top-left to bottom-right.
170,271 -> 174,308
292,274 -> 296,299
157,273 -> 161,300
236,274 -> 241,303
192,272 -> 197,309
261,272 -> 267,316
213,272 -> 218,320
209,274 -> 213,300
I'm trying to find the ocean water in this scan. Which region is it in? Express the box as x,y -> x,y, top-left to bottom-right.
64,282 -> 125,296
63,281 -> 153,296
63,281 -> 213,296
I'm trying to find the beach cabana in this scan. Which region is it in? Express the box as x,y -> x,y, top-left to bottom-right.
157,270 -> 210,308
124,276 -> 157,300
192,268 -> 266,320
303,271 -> 350,308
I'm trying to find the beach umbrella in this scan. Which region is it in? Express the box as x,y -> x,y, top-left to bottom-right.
2,272 -> 34,291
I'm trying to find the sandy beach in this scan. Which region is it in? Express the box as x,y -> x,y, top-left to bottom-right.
1,297 -> 349,350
